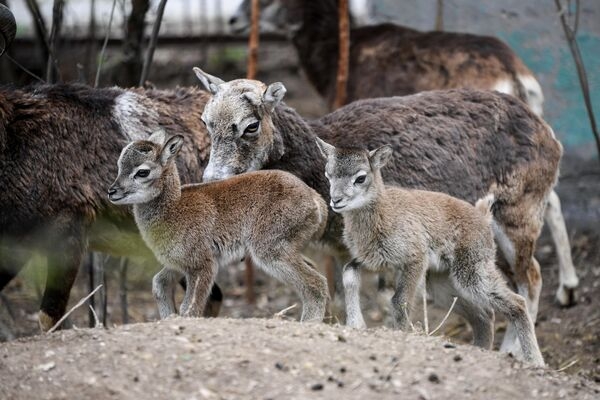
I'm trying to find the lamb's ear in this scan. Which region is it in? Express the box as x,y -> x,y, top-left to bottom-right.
368,145 -> 393,170
160,135 -> 184,165
315,137 -> 335,158
263,82 -> 286,110
148,129 -> 167,146
193,67 -> 224,95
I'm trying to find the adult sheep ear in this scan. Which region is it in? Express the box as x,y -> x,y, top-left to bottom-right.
160,135 -> 184,165
315,137 -> 335,158
368,145 -> 393,170
263,82 -> 286,111
193,67 -> 224,95
148,129 -> 167,146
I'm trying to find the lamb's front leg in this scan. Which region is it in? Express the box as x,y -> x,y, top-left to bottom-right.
391,260 -> 425,331
343,259 -> 366,329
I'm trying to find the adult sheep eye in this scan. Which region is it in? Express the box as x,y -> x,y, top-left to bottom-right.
135,169 -> 150,178
354,175 -> 366,185
244,121 -> 260,134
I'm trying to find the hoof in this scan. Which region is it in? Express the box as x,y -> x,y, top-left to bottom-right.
38,311 -> 55,332
555,285 -> 577,307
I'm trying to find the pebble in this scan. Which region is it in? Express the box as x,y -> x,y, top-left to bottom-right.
311,383 -> 324,391
428,373 -> 440,384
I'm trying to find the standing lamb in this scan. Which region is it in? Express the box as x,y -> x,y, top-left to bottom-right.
193,70 -> 562,356
108,131 -> 329,321
229,0 -> 578,306
315,138 -> 544,367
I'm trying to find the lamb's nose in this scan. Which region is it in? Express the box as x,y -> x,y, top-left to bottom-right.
108,187 -> 117,196
332,197 -> 343,205
229,16 -> 237,25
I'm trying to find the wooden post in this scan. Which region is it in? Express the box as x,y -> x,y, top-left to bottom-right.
243,0 -> 261,304
435,0 -> 444,31
247,0 -> 260,79
333,0 -> 349,109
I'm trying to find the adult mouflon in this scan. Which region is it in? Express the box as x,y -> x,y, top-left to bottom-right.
109,131 -> 329,321
316,138 -> 544,367
192,69 -> 562,355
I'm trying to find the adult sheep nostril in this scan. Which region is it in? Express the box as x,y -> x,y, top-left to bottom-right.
108,187 -> 118,199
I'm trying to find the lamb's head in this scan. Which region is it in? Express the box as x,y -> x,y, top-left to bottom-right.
229,0 -> 295,35
194,67 -> 286,182
108,131 -> 184,205
316,138 -> 393,213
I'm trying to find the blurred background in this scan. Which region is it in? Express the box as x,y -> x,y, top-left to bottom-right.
0,0 -> 599,381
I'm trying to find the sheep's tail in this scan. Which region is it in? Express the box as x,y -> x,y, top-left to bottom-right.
475,193 -> 495,223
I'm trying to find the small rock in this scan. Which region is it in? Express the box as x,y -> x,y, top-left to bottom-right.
443,343 -> 456,349
369,354 -> 377,361
339,367 -> 347,374
275,362 -> 286,371
311,383 -> 324,391
133,376 -> 139,382
337,381 -> 344,388
37,361 -> 56,372
428,373 -> 440,384
453,355 -> 462,362
337,334 -> 347,343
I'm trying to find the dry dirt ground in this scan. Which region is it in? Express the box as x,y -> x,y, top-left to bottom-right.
1,317 -> 599,400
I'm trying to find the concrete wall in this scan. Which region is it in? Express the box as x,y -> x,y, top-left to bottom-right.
367,0 -> 600,157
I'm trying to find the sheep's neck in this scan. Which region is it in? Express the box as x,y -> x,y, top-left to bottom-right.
133,164 -> 182,224
345,175 -> 387,232
292,0 -> 340,100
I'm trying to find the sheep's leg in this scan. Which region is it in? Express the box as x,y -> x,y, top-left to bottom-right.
429,273 -> 494,349
0,243 -> 28,292
545,191 -> 578,306
203,283 -> 223,318
342,259 -> 366,329
182,261 -> 217,318
253,251 -> 328,322
39,226 -> 87,332
391,260 -> 425,331
153,267 -> 181,319
489,283 -> 544,366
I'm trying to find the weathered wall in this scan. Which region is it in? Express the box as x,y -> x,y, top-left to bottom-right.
368,0 -> 600,157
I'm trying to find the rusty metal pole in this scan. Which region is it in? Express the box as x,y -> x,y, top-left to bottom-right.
244,0 -> 260,304
247,0 -> 260,79
333,0 -> 349,109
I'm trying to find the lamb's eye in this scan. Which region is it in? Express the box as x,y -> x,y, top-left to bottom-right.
244,121 -> 260,134
135,169 -> 150,178
354,175 -> 366,185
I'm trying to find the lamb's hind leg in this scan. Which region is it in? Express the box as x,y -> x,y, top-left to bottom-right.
545,190 -> 579,306
152,267 -> 181,319
489,280 -> 544,366
253,250 -> 328,322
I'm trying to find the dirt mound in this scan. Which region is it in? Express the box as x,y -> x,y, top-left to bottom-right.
0,318 -> 598,400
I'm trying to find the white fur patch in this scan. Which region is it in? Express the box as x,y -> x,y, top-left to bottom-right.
518,75 -> 544,116
492,79 -> 515,96
113,91 -> 161,142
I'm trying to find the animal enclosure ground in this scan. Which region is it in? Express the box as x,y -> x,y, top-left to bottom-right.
1,317 -> 599,400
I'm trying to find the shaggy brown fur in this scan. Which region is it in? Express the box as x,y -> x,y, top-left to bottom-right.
0,83 -> 220,331
109,133 -> 329,321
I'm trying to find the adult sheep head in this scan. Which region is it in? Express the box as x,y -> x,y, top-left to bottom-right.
0,4 -> 17,57
193,67 -> 286,182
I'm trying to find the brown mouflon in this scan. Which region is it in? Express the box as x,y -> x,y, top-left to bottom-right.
109,131 -> 329,321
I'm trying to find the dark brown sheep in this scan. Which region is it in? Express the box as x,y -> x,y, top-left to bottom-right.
229,0 -> 578,306
0,83 -> 221,331
195,71 -> 561,356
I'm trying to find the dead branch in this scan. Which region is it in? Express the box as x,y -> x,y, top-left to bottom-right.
554,0 -> 600,159
95,0 -> 117,87
435,0 -> 444,31
25,0 -> 50,59
139,0 -> 168,86
45,0 -> 64,83
119,258 -> 129,324
333,0 -> 350,109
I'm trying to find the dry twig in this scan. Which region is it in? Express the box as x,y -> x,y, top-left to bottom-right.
429,296 -> 458,336
139,0 -> 168,86
274,303 -> 298,318
47,285 -> 103,333
95,0 -> 117,87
